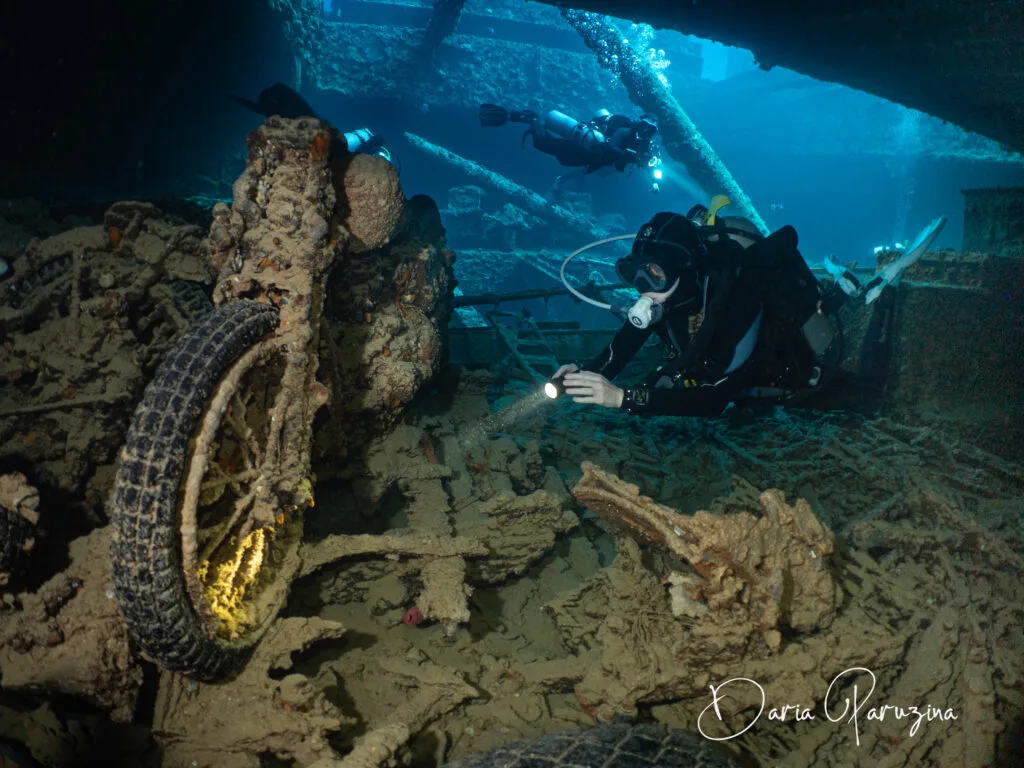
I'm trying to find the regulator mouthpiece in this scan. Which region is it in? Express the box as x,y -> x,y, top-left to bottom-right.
627,296 -> 663,329
544,378 -> 565,399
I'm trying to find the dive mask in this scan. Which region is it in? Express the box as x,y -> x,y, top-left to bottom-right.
616,213 -> 707,319
615,259 -> 669,292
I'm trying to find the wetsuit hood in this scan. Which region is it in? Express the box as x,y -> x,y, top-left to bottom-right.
615,212 -> 705,309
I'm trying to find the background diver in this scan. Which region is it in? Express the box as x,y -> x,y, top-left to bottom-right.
553,200 -> 945,417
479,103 -> 663,193
231,82 -> 399,169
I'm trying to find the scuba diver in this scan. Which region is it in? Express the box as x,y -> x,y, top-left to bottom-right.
479,104 -> 663,193
231,83 -> 399,169
553,197 -> 945,417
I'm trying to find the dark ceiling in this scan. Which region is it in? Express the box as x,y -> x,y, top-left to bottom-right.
534,0 -> 1024,153
1,0 -> 1021,199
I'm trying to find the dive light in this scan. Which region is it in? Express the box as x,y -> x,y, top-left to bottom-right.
649,155 -> 662,193
544,377 -> 565,399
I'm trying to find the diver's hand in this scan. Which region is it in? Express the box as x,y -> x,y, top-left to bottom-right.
563,372 -> 624,408
552,363 -> 579,380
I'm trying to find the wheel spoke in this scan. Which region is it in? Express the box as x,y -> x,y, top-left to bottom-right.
200,467 -> 258,499
198,483 -> 261,565
224,393 -> 262,470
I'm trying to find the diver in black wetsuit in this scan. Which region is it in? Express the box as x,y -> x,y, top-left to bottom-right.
479,104 -> 662,191
558,210 -> 845,417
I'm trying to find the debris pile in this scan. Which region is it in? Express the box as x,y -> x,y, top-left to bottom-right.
545,458 -> 1023,767
0,202 -> 213,522
573,462 -> 839,645
0,528 -> 141,723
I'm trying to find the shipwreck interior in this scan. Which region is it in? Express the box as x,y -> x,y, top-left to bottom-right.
0,1 -> 1023,767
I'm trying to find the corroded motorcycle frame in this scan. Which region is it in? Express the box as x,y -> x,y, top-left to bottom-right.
108,118 -> 341,680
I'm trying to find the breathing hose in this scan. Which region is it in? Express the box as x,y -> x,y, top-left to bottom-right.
559,234 -> 637,313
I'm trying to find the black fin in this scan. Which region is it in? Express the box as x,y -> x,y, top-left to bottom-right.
231,83 -> 318,119
229,94 -> 262,114
478,103 -> 509,128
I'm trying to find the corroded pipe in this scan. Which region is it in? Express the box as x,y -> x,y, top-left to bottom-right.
561,8 -> 768,235
404,131 -> 610,241
418,0 -> 468,67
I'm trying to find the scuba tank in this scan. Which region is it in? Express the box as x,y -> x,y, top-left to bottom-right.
533,110 -> 607,154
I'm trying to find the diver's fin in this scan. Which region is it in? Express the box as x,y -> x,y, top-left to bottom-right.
231,83 -> 318,119
230,94 -> 262,114
479,103 -> 509,128
822,255 -> 862,297
863,216 -> 947,304
706,194 -> 731,225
